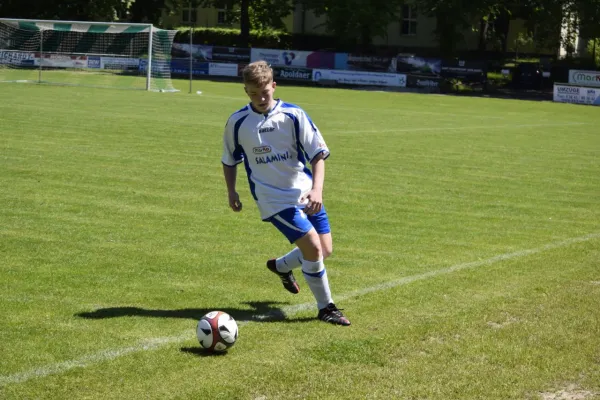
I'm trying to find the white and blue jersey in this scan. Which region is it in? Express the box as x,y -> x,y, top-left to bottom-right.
221,99 -> 330,221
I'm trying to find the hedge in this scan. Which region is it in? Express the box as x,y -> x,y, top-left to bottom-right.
172,27 -> 568,64
173,27 -> 350,51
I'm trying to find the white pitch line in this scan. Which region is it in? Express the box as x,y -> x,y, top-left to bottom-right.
200,93 -> 509,120
279,232 -> 600,316
335,121 -> 588,135
0,334 -> 189,386
1,232 -> 599,387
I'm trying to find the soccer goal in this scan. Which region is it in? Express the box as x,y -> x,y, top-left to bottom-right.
0,18 -> 179,92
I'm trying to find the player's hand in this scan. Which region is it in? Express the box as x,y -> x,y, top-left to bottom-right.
302,189 -> 322,216
228,192 -> 242,212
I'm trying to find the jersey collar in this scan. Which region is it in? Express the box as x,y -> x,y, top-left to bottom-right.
249,99 -> 282,117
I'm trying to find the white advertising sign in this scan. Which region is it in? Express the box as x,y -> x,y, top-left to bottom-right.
208,62 -> 238,77
553,84 -> 600,106
0,51 -> 36,65
36,54 -> 87,68
250,48 -> 311,68
568,69 -> 600,87
100,57 -> 140,70
312,69 -> 407,87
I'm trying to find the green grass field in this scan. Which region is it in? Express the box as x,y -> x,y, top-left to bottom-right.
1,77 -> 599,400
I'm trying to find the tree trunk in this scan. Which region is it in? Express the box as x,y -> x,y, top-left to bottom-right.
494,9 -> 510,54
478,17 -> 489,53
239,0 -> 250,47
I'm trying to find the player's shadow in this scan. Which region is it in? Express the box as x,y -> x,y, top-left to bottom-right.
75,301 -> 314,324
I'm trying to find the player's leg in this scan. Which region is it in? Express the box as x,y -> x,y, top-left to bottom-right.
294,229 -> 350,326
269,247 -> 303,274
267,207 -> 350,325
307,211 -> 349,325
269,206 -> 333,273
266,207 -> 314,294
318,232 -> 333,259
266,207 -> 331,294
292,208 -> 333,307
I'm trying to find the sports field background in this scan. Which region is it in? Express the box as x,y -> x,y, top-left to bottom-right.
1,77 -> 599,399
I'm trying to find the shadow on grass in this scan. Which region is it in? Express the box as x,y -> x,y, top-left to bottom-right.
75,301 -> 315,324
180,347 -> 231,358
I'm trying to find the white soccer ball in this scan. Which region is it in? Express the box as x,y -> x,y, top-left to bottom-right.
196,311 -> 238,352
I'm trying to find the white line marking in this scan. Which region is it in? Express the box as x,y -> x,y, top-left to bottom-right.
0,334 -> 189,386
1,232 -> 598,386
200,94 -> 584,129
335,121 -> 588,135
201,93 -> 509,120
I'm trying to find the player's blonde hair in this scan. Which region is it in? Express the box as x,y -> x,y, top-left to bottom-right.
243,61 -> 273,87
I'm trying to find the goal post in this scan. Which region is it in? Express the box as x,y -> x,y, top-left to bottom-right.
0,18 -> 179,92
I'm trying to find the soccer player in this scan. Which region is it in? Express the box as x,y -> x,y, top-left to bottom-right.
221,60 -> 350,326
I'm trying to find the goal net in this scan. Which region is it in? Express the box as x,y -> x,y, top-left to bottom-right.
0,18 -> 178,92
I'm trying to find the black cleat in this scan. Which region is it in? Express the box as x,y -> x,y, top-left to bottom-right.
317,303 -> 351,326
267,259 -> 300,294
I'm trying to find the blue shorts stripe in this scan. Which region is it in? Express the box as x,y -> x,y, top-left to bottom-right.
267,206 -> 331,244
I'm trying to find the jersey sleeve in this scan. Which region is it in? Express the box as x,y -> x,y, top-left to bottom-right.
297,110 -> 330,162
221,117 -> 243,166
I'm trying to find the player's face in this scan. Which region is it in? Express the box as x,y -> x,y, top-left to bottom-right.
245,81 -> 276,113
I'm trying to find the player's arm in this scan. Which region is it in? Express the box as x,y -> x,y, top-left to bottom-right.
304,153 -> 326,215
223,164 -> 242,212
221,119 -> 243,212
298,110 -> 329,215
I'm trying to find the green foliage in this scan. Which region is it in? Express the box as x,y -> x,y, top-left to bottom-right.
513,31 -> 534,58
0,0 -> 132,21
299,0 -> 403,49
173,26 -> 347,50
586,39 -> 600,66
195,0 -> 292,46
129,0 -> 169,24
238,0 -> 293,31
174,26 -> 292,48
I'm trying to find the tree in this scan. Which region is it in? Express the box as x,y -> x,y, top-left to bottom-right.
195,0 -> 292,46
0,0 -> 132,21
129,0 -> 171,24
247,0 -> 293,31
298,0 -> 403,51
575,0 -> 600,57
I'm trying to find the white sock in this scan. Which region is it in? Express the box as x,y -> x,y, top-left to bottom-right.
276,247 -> 303,273
301,259 -> 333,310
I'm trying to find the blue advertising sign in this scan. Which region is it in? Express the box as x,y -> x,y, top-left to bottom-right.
170,59 -> 209,76
139,58 -> 209,76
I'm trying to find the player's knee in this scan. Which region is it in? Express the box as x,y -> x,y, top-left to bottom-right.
322,243 -> 333,259
295,230 -> 323,261
300,245 -> 322,262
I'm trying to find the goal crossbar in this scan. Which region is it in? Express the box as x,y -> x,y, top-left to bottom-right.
0,18 -> 157,33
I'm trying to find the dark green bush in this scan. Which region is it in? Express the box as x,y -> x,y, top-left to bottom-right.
174,27 -> 292,48
173,27 -> 345,51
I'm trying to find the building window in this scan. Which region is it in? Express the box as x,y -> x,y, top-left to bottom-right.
217,7 -> 228,25
401,5 -> 417,35
182,8 -> 197,24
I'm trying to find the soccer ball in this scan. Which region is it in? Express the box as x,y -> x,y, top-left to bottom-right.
196,311 -> 238,352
